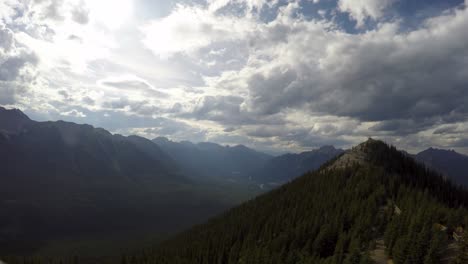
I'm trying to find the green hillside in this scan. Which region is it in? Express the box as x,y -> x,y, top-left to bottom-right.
3,139 -> 468,264
127,139 -> 468,264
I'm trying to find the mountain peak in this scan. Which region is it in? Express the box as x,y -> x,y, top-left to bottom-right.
0,106 -> 30,120
354,137 -> 387,152
328,138 -> 387,170
0,107 -> 33,133
153,136 -> 170,143
415,147 -> 468,186
317,145 -> 338,154
420,147 -> 461,155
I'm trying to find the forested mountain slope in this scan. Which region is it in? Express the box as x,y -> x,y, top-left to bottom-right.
121,139 -> 468,264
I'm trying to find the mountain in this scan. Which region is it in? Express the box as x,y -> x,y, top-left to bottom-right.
152,137 -> 343,188
123,139 -> 468,264
0,108 -> 234,256
152,137 -> 272,182
0,107 -> 33,133
255,145 -> 344,184
415,147 -> 468,187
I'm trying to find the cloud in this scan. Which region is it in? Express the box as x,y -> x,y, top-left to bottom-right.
71,1 -> 90,24
190,95 -> 246,124
228,4 -> 468,129
62,109 -> 87,117
0,0 -> 23,23
136,1 -> 468,152
34,0 -> 66,21
0,53 -> 38,82
433,125 -> 460,135
140,4 -> 254,57
369,119 -> 435,136
99,75 -> 168,98
0,24 -> 39,104
2,0 -> 468,154
338,0 -> 396,27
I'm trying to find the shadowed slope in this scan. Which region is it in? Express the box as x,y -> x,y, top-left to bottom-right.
129,139 -> 468,264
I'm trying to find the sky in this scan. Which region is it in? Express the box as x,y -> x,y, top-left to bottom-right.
1,0 -> 468,155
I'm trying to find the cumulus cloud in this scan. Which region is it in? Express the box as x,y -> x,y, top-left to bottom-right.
0,0 -> 23,23
338,0 -> 396,28
141,4 -> 254,57
0,24 -> 39,104
141,1 -> 468,151
2,0 -> 468,153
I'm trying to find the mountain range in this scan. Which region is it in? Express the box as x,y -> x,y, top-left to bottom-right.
0,107 -> 233,256
0,107 -> 344,256
152,136 -> 272,183
1,106 -> 467,261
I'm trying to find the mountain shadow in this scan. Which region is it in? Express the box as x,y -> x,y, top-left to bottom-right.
0,107 -> 235,256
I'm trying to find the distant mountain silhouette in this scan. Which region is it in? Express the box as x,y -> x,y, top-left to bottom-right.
152,137 -> 344,188
0,108 -> 232,255
415,147 -> 468,187
152,137 -> 272,182
255,145 -> 344,185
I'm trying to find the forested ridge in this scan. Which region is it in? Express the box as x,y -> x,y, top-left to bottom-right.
3,139 -> 468,263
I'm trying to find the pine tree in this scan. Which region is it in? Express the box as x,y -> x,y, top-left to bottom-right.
423,230 -> 446,264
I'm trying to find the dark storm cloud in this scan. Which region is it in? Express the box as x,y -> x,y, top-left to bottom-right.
369,119 -> 436,135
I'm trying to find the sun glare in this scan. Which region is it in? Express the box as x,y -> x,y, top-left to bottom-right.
87,0 -> 133,29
